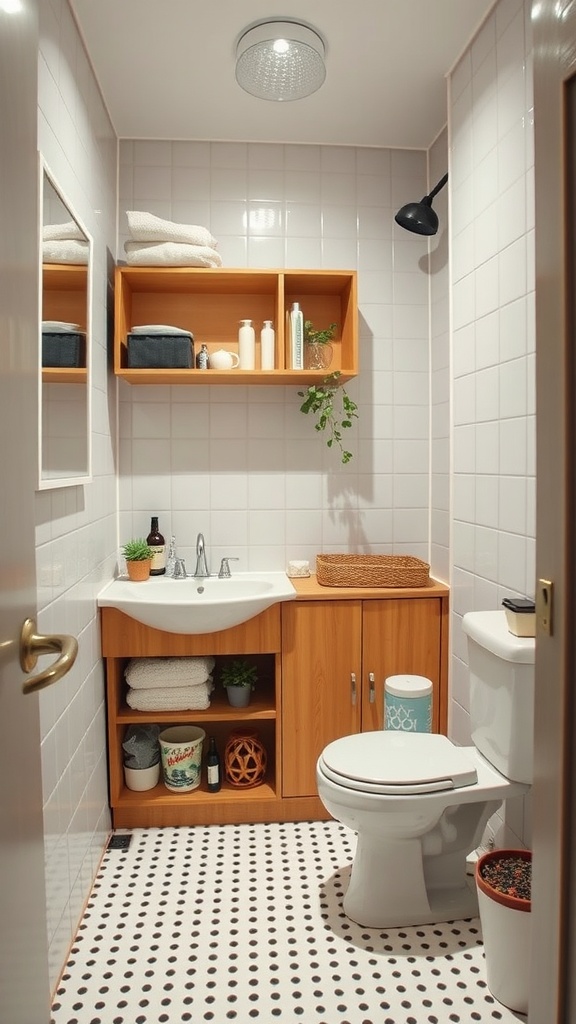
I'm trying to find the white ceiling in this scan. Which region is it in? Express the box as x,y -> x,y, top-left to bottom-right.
70,0 -> 494,150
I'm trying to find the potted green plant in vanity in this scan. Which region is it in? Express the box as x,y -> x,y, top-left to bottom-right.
475,847 -> 532,1014
221,658 -> 258,708
121,538 -> 154,582
298,370 -> 359,464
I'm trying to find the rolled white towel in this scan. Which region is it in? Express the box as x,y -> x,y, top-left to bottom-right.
123,240 -> 222,268
125,656 -> 215,689
126,210 -> 218,249
43,220 -> 85,242
43,238 -> 89,265
126,681 -> 213,711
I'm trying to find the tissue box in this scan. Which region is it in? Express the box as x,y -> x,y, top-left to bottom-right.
42,331 -> 85,367
127,333 -> 194,368
502,597 -> 536,637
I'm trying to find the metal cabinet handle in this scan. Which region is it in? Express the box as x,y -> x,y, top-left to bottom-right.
19,617 -> 78,694
351,672 -> 357,706
369,672 -> 375,703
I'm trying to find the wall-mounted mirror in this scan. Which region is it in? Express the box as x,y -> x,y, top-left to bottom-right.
38,159 -> 92,489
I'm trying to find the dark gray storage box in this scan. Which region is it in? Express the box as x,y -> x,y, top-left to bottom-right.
127,333 -> 194,368
42,331 -> 85,368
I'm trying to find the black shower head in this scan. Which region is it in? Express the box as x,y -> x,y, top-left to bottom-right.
395,172 -> 448,236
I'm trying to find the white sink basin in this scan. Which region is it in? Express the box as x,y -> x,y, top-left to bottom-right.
97,572 -> 296,634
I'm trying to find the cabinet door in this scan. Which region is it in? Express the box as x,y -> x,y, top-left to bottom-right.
281,601 -> 362,797
361,598 -> 442,732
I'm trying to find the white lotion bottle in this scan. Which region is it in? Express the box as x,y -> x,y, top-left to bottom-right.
238,319 -> 255,369
260,320 -> 275,370
290,302 -> 304,369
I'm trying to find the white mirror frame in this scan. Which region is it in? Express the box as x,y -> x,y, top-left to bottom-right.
38,157 -> 93,489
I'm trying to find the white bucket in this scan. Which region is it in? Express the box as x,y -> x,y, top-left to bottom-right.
159,726 -> 206,792
476,849 -> 531,1014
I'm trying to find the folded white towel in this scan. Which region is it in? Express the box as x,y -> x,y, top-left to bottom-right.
130,324 -> 192,336
125,656 -> 215,689
124,240 -> 222,268
126,210 -> 218,249
43,220 -> 85,242
126,681 -> 213,711
42,321 -> 81,333
43,238 -> 89,265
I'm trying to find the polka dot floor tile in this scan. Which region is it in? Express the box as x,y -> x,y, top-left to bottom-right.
50,821 -> 526,1024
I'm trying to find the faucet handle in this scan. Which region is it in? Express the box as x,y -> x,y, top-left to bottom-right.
218,557 -> 239,579
172,558 -> 187,579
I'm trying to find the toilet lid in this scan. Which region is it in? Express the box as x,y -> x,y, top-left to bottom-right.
319,732 -> 478,795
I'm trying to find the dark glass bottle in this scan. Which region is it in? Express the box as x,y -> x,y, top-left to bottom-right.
206,736 -> 221,792
146,516 -> 166,575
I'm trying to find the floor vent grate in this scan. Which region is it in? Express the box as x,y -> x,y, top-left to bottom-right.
107,832 -> 132,850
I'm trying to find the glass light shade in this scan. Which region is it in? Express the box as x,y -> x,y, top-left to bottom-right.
236,21 -> 326,102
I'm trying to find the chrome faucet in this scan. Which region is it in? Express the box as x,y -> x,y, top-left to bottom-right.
194,532 -> 210,578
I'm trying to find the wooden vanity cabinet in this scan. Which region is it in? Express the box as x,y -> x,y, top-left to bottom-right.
101,582 -> 449,826
101,605 -> 292,829
281,589 -> 449,798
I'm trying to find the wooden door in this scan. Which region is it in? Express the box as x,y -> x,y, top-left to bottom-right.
281,601 -> 362,797
361,599 -> 442,732
532,1 -> 576,1018
0,2 -> 52,1022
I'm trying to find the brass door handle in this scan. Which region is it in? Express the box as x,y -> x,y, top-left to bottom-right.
19,617 -> 78,694
351,672 -> 357,706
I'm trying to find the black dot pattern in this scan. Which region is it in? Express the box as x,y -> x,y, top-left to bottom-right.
50,822 -> 522,1023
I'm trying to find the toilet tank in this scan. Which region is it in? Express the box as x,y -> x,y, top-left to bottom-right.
461,610 -> 535,784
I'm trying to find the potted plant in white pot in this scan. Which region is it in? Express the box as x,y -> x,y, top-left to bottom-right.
121,538 -> 154,582
220,658 -> 258,708
475,847 -> 532,1014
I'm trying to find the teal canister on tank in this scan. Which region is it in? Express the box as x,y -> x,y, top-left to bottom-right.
384,674 -> 432,732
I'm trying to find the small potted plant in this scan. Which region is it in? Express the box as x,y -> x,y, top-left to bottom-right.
220,658 -> 258,707
298,370 -> 359,464
121,538 -> 154,582
304,319 -> 336,370
475,847 -> 532,1014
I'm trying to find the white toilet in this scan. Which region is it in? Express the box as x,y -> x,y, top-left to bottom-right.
316,610 -> 535,928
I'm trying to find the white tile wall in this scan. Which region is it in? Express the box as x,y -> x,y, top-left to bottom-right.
447,0 -> 534,847
118,142 -> 433,568
37,0 -> 117,992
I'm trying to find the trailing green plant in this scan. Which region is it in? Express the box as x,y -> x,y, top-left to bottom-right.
298,371 -> 359,464
121,538 -> 154,561
220,658 -> 258,689
304,320 -> 337,345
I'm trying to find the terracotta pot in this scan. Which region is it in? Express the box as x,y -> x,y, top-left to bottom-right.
126,558 -> 152,582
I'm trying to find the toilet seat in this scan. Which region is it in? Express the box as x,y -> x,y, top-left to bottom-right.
319,732 -> 478,795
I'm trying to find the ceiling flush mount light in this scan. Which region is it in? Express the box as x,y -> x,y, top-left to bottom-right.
235,20 -> 326,102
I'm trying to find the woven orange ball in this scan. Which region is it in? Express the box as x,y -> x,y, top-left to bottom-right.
224,731 -> 267,788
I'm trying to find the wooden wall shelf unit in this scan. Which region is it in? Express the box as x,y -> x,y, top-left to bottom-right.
42,263 -> 88,382
101,579 -> 449,829
114,266 -> 358,385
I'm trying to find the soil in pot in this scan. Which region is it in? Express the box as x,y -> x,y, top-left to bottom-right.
478,853 -> 531,903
